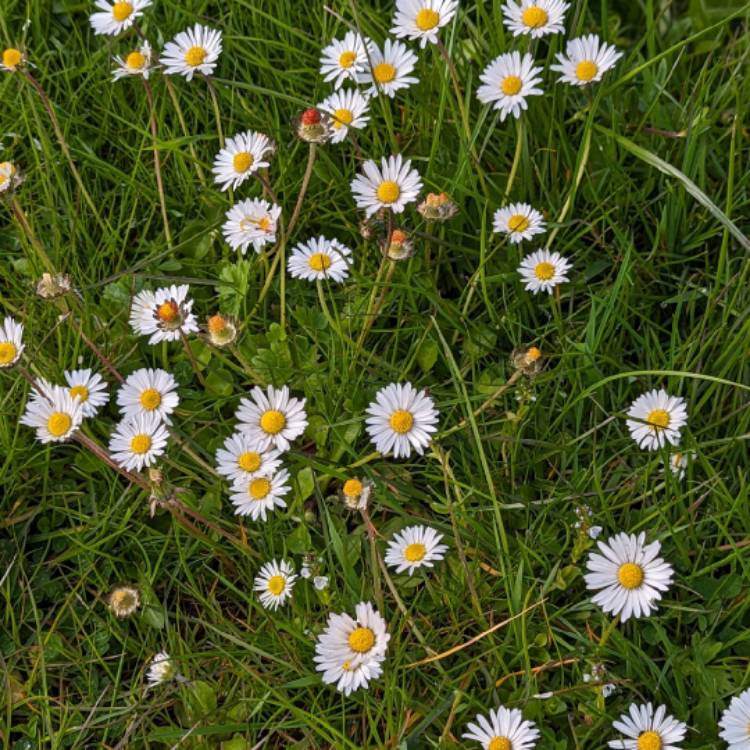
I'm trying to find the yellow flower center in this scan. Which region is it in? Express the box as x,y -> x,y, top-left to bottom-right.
617,562 -> 644,590
332,108 -> 353,128
69,385 -> 89,402
185,46 -> 207,67
0,342 -> 17,365
267,575 -> 286,595
130,434 -> 152,455
233,151 -> 254,173
404,542 -> 426,562
525,346 -> 542,363
389,409 -> 414,434
2,48 -> 22,69
507,214 -> 530,233
156,301 -> 179,323
238,451 -> 262,472
646,409 -> 670,430
501,75 -> 523,95
339,50 -> 357,69
343,478 -> 363,497
521,6 -> 548,28
576,60 -> 599,82
377,180 -> 401,204
257,216 -> 272,232
637,731 -> 662,750
534,261 -> 555,281
415,8 -> 440,31
47,412 -> 72,437
342,660 -> 353,671
260,409 -> 286,434
112,2 -> 133,21
348,626 -> 375,653
249,477 -> 271,500
139,388 -> 162,411
373,62 -> 396,84
308,252 -> 332,272
207,314 -> 227,334
111,589 -> 137,611
488,737 -> 512,750
125,50 -> 145,69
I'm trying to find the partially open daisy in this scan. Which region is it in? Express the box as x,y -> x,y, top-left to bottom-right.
236,385 -> 308,453
160,24 -> 223,81
626,389 -> 688,451
365,382 -> 439,459
664,451 -> 692,480
2,47 -> 25,73
585,531 -> 673,622
351,155 -> 423,217
720,688 -> 750,749
320,32 -> 374,89
463,706 -> 540,750
254,559 -> 296,610
146,651 -> 177,687
0,162 -> 21,194
212,130 -> 275,191
551,34 -> 623,87
318,90 -> 371,144
109,413 -> 169,471
493,203 -> 546,244
391,0 -> 459,47
609,703 -> 687,750
360,39 -> 418,98
90,0 -> 150,35
117,368 -> 179,424
65,369 -> 109,418
288,236 -> 352,283
215,431 -> 282,485
501,0 -> 570,38
20,385 -> 84,444
340,477 -> 372,511
112,41 -> 154,80
0,316 -> 24,368
229,468 -> 291,521
477,51 -> 544,121
385,525 -> 448,576
313,601 -> 390,696
518,249 -> 572,294
129,285 -> 199,344
222,198 -> 281,255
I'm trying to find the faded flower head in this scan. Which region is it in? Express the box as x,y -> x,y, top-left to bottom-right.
296,108 -> 331,144
206,313 -> 237,347
383,229 -> 415,261
36,273 -> 73,300
108,585 -> 141,617
512,345 -> 544,375
417,192 -> 458,222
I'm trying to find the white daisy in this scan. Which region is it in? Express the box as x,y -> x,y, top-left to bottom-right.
609,703 -> 687,750
288,236 -> 352,283
0,316 -> 24,368
501,0 -> 570,38
318,89 -> 371,144
351,154 -> 422,217
313,601 -> 390,696
493,203 -> 546,244
720,688 -> 750,749
222,198 -> 281,255
20,385 -> 84,444
319,32 -> 374,89
160,24 -> 223,81
0,161 -> 20,193
463,706 -> 540,750
253,559 -> 296,610
235,385 -> 308,453
476,51 -> 544,121
64,369 -> 109,418
365,382 -> 439,459
360,39 -> 419,98
215,432 -> 282,484
112,41 -> 154,80
108,413 -> 169,471
146,651 -> 177,687
391,0 -> 459,47
211,130 -> 275,191
229,468 -> 291,521
89,0 -> 150,36
585,531 -> 674,622
626,389 -> 688,452
385,525 -> 448,575
129,285 -> 199,344
551,33 -> 623,87
517,249 -> 572,294
117,368 -> 179,425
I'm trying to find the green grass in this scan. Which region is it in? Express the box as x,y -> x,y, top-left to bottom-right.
2,0 -> 750,747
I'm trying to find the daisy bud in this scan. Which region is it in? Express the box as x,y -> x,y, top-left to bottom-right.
108,585 -> 141,618
206,313 -> 237,347
382,229 -> 415,261
417,192 -> 459,222
36,272 -> 72,300
1,47 -> 25,73
296,108 -> 331,144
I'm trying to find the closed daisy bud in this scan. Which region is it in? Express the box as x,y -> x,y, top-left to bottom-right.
206,313 -> 237,347
383,228 -> 415,260
297,108 -> 332,144
1,46 -> 25,72
417,192 -> 459,222
36,272 -> 72,299
340,477 -> 372,510
0,161 -> 22,193
90,0 -> 151,36
463,706 -> 540,749
108,585 -> 141,617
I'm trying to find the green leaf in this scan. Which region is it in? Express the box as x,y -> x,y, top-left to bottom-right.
416,339 -> 438,374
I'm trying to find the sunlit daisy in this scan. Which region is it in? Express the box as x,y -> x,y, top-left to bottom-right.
719,688 -> 750,749
517,249 -> 572,294
391,0 -> 459,47
212,130 -> 275,191
160,24 -> 223,81
288,236 -> 352,283
129,285 -> 199,344
1,47 -> 25,73
90,0 -> 150,36
340,477 -> 372,511
146,651 -> 177,687
236,385 -> 308,453
222,198 -> 281,255
385,525 -> 448,575
493,203 -> 546,244
318,89 -> 371,144
215,431 -> 282,484
112,41 -> 154,80
109,413 -> 169,471
551,33 -> 623,87
320,32 -> 374,89
229,468 -> 291,521
477,51 -> 544,121
463,706 -> 540,750
0,161 -> 21,193
351,155 -> 422,217
585,531 -> 673,622
609,703 -> 687,750
20,385 -> 84,444
64,369 -> 109,418
501,0 -> 569,38
108,585 -> 140,618
626,389 -> 688,451
365,382 -> 439,459
360,39 -> 418,98
117,368 -> 179,424
254,559 -> 296,610
0,316 -> 24,368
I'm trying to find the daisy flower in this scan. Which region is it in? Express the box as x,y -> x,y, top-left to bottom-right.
664,451 -> 692,480
501,0 -> 570,38
112,41 -> 154,80
391,0 -> 459,47
215,431 -> 282,484
313,601 -> 390,696
609,703 -> 687,750
0,162 -> 20,193
0,316 -> 24,368
365,382 -> 439,459
2,47 -> 25,73
551,34 -> 623,87
340,477 -> 372,511
117,368 -> 179,424
626,389 -> 688,452
222,198 -> 281,255
253,559 -> 296,610
476,51 -> 544,121
108,585 -> 140,618
493,203 -> 546,244
318,89 -> 371,144
229,468 -> 291,521
160,24 -> 223,81
585,531 -> 674,622
212,130 -> 275,191
90,0 -> 150,36
129,285 -> 199,344
64,369 -> 109,418
351,155 -> 423,217
385,525 -> 448,575
360,39 -> 418,98
517,249 -> 572,294
146,651 -> 177,687
20,385 -> 84,444
720,688 -> 750,749
288,236 -> 352,283
463,706 -> 540,750
320,32 -> 374,89
235,385 -> 308,452
108,413 -> 169,471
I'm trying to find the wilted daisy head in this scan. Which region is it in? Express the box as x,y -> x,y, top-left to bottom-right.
222,198 -> 281,255
626,389 -> 688,451
360,39 -> 418,98
463,705 -> 540,750
129,285 -> 199,344
0,161 -> 22,193
212,130 -> 275,191
318,89 -> 371,144
512,344 -> 544,375
320,31 -> 374,89
160,23 -> 223,80
288,236 -> 352,283
477,51 -> 544,121
0,316 -> 24,368
236,384 -> 308,453
90,0 -> 151,36
117,367 -> 179,424
339,477 -> 373,511
253,559 -> 296,610
501,0 -> 570,38
351,154 -> 423,217
384,525 -> 448,576
2,46 -> 25,72
229,467 -> 291,521
36,272 -> 72,299
108,585 -> 141,618
391,0 -> 459,48
296,108 -> 332,144
551,33 -> 623,87
608,702 -> 687,750
21,385 -> 84,444
517,249 -> 572,294
417,192 -> 459,222
383,228 -> 415,260
108,412 -> 170,472
65,368 -> 109,418
112,41 -> 154,80
146,651 -> 177,687
205,313 -> 238,347
493,203 -> 546,244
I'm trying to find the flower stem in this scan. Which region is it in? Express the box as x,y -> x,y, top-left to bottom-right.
164,77 -> 206,185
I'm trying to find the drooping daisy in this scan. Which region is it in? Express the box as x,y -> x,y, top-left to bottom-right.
360,39 -> 418,98
288,236 -> 352,283
254,559 -> 296,610
20,385 -> 84,444
320,32 -> 374,89
211,130 -> 275,191
90,0 -> 150,36
160,24 -> 223,81
64,369 -> 109,418
146,651 -> 177,687
493,203 -> 546,244
664,451 -> 692,480
235,385 -> 308,453
117,368 -> 179,424
719,688 -> 750,749
1,47 -> 25,73
0,161 -> 21,193
625,389 -> 688,452
215,431 -> 282,484
318,89 -> 371,144
365,382 -> 439,459
463,706 -> 540,750
609,703 -> 687,750
0,316 -> 24,368
340,477 -> 372,511
385,525 -> 448,576
229,468 -> 291,521
551,34 -> 623,87
112,41 -> 154,80
129,285 -> 199,344
222,198 -> 281,255
585,531 -> 674,622
476,51 -> 544,121
391,0 -> 459,47
351,155 -> 423,217
108,413 -> 169,471
313,601 -> 390,696
108,585 -> 140,618
517,249 -> 572,294
501,0 -> 570,38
